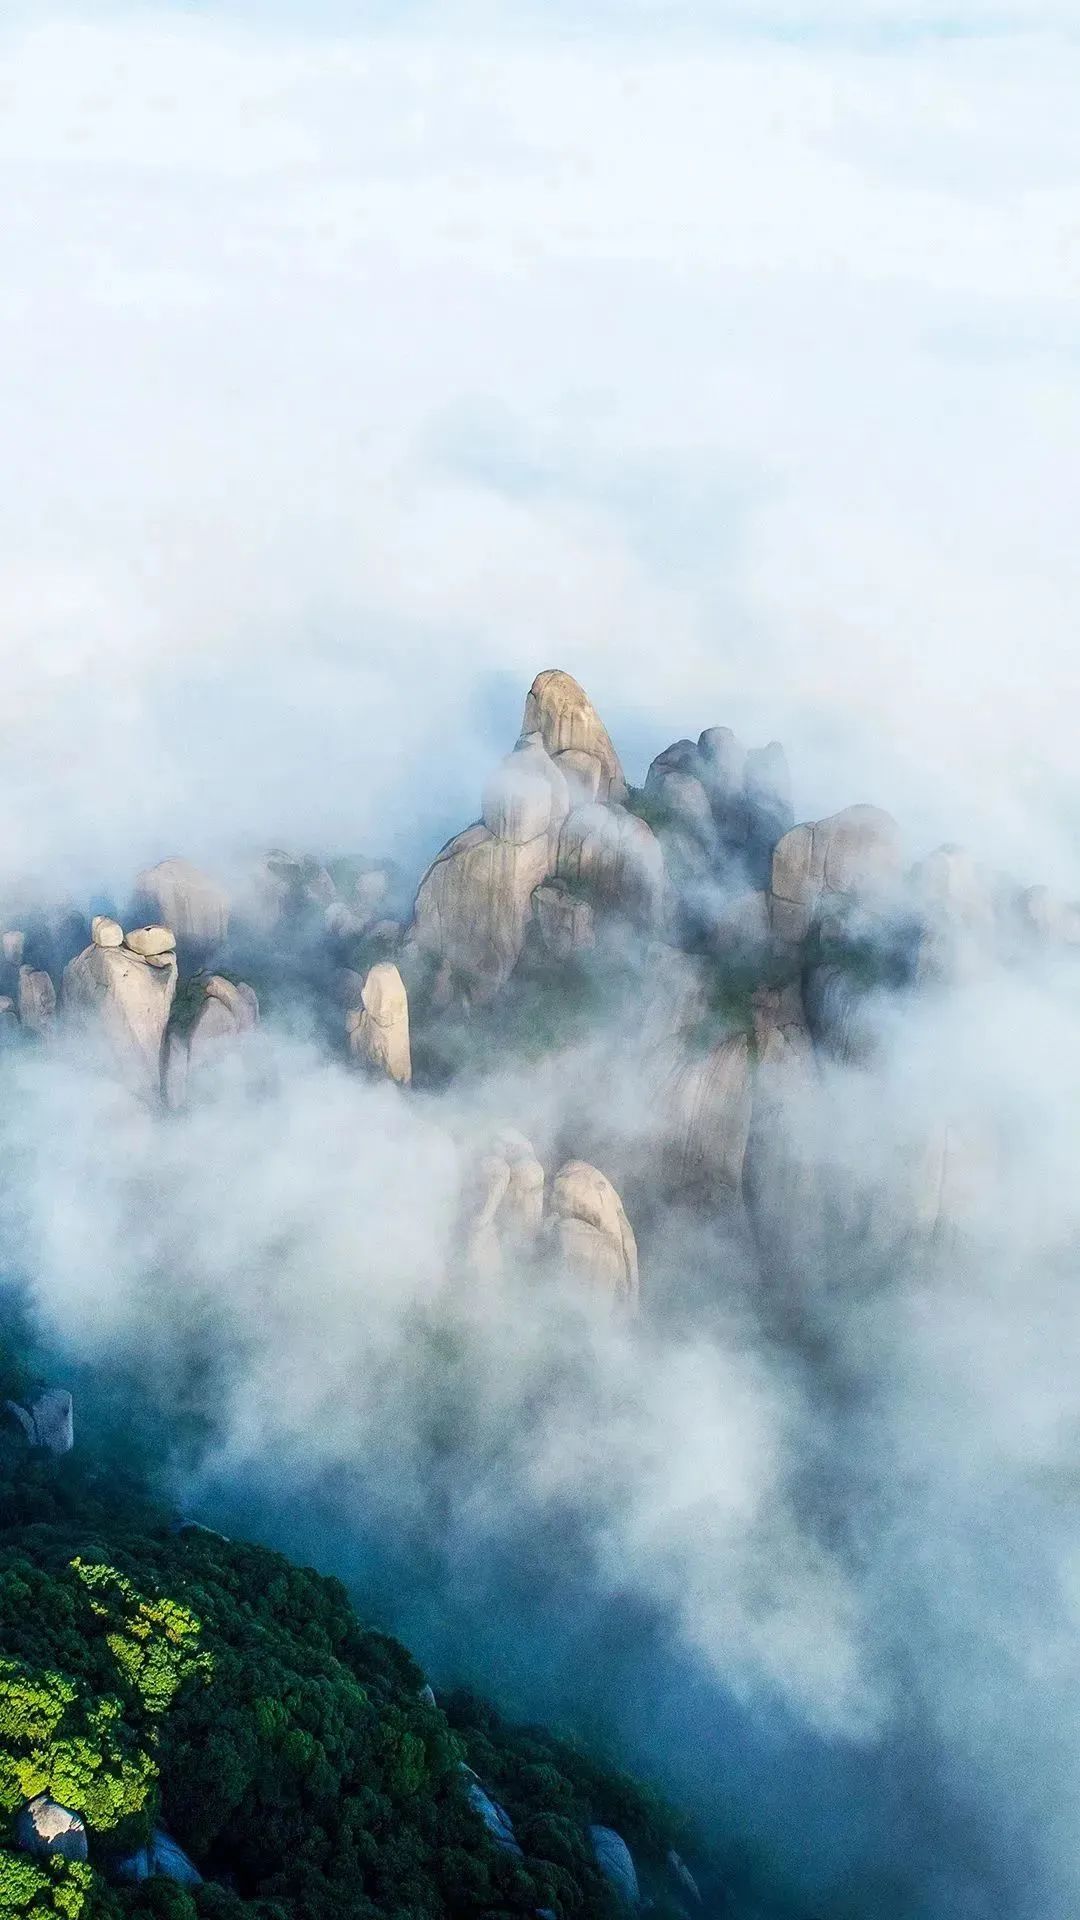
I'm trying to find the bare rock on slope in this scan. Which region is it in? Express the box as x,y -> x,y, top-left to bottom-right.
555,804 -> 664,931
546,1160 -> 639,1310
412,739 -> 568,1000
347,962 -> 412,1086
522,669 -> 628,804
769,804 -> 902,945
63,934 -> 178,1102
17,966 -> 55,1036
15,1795 -> 87,1863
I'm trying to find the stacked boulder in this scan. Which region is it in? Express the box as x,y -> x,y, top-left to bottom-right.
63,917 -> 178,1103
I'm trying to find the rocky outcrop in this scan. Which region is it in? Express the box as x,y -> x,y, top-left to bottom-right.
4,1388 -> 74,1454
346,962 -> 411,1085
115,1829 -> 202,1887
522,670 -> 628,804
165,975 -> 259,1108
589,1827 -> 639,1908
63,926 -> 178,1102
769,805 -> 902,945
532,881 -> 597,959
457,1130 -> 545,1280
545,1161 -> 639,1310
15,1795 -> 87,1863
644,729 -> 793,893
743,983 -> 823,1288
555,805 -> 664,931
135,858 -> 229,956
660,1031 -> 754,1203
412,740 -> 568,1001
461,1769 -> 522,1857
17,966 -> 55,1036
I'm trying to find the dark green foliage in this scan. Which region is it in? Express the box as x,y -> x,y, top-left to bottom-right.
0,1418 -> 706,1920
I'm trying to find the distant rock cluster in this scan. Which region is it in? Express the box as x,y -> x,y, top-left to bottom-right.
4,662 -> 1078,1315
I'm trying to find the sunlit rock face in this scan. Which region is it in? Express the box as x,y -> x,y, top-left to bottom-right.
411,737 -> 569,1002
346,962 -> 412,1086
555,804 -> 665,932
545,1159 -> 639,1312
63,925 -> 178,1103
521,669 -> 628,804
769,804 -> 903,946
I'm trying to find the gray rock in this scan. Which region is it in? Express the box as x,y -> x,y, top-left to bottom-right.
15,1795 -> 87,1862
5,1388 -> 73,1455
114,1828 -> 202,1887
590,1825 -> 639,1907
418,1683 -> 437,1709
17,966 -> 55,1036
461,1768 -> 522,1856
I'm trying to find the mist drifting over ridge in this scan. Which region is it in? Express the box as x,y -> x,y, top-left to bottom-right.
2,3 -> 1080,1918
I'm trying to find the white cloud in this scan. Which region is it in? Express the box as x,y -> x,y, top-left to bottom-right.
0,6 -> 1077,899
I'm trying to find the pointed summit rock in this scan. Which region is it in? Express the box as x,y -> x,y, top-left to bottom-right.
522,670 -> 628,804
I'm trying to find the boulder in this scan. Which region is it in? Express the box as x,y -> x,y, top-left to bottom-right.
769,805 -> 902,945
347,962 -> 411,1085
91,915 -> 124,949
4,1388 -> 74,1454
1,930 -> 25,966
546,1161 -> 639,1310
14,1796 -> 87,1863
412,825 -> 552,1003
522,670 -> 628,804
555,805 -> 664,930
63,938 -> 178,1102
123,924 -> 177,962
589,1826 -> 639,1908
134,858 -> 229,954
17,966 -> 55,1035
115,1829 -> 202,1888
462,1773 -> 522,1857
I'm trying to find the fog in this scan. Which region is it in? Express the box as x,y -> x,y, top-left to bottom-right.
2,4 -> 1079,1917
